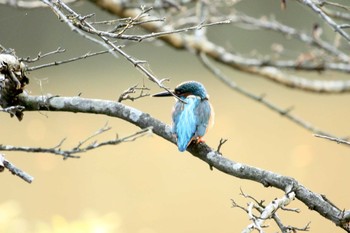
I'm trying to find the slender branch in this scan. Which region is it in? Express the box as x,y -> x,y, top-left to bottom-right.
118,83 -> 150,102
314,134 -> 350,146
26,50 -> 111,71
20,47 -> 66,63
198,52 -> 339,138
73,122 -> 111,150
0,124 -> 152,159
132,20 -> 231,42
15,93 -> 350,232
205,13 -> 349,63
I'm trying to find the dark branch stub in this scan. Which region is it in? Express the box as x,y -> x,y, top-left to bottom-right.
217,138 -> 227,154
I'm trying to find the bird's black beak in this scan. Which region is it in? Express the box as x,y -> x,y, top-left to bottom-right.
152,90 -> 174,97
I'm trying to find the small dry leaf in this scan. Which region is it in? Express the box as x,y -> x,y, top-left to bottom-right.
281,0 -> 286,10
312,23 -> 323,40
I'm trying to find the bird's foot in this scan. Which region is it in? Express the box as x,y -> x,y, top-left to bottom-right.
196,137 -> 205,144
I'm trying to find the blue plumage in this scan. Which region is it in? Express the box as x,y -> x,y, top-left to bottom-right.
153,81 -> 214,152
172,96 -> 200,151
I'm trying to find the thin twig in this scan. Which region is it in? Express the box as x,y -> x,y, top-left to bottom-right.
73,122 -> 111,150
27,50 -> 111,71
0,126 -> 152,159
216,138 -> 227,154
118,83 -> 150,102
314,134 -> 350,146
20,47 -> 66,63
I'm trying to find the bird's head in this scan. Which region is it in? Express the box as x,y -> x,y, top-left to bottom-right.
153,81 -> 209,100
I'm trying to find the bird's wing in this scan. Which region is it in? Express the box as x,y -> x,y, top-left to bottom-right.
172,97 -> 199,151
195,100 -> 213,137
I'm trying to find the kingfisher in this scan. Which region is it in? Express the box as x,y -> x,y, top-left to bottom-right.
153,81 -> 214,152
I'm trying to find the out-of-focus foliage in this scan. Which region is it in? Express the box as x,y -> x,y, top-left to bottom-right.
0,201 -> 122,233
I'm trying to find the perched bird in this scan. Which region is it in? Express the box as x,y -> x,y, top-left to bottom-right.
153,81 -> 214,152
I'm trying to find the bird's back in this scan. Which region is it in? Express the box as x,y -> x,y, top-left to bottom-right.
172,96 -> 212,152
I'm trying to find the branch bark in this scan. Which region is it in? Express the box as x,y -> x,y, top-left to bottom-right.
17,93 -> 350,232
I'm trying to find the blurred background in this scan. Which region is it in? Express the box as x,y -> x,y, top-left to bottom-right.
0,0 -> 350,232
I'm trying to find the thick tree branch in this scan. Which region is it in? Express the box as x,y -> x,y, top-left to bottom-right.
16,93 -> 350,232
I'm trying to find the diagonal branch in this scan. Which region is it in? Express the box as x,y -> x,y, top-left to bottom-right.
16,93 -> 350,232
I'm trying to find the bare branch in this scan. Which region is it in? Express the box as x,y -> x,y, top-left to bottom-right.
73,122 -> 111,150
27,49 -> 114,71
0,124 -> 152,160
198,52 -> 339,138
73,126 -> 153,154
314,134 -> 350,146
20,47 -> 66,63
199,13 -> 350,63
118,83 -> 150,102
234,188 -> 308,233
